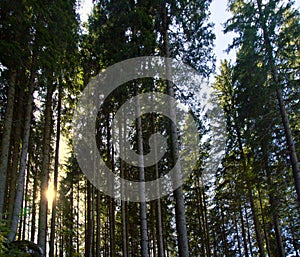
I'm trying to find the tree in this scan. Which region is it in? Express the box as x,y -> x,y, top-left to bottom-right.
225,0 -> 300,206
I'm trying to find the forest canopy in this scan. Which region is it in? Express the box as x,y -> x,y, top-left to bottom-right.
0,0 -> 299,256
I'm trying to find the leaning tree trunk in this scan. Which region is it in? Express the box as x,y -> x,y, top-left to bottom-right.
0,71 -> 17,217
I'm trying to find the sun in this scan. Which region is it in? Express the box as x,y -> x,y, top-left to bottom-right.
46,186 -> 56,203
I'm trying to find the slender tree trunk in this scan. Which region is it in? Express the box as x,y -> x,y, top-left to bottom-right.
262,142 -> 285,257
235,111 -> 265,257
22,156 -> 31,240
151,109 -> 165,257
196,183 -> 205,256
38,83 -> 54,253
76,182 -> 80,255
110,116 -> 116,257
276,89 -> 300,205
7,86 -> 25,223
105,112 -> 116,257
150,202 -> 157,257
258,185 -> 271,257
135,93 -> 149,257
8,77 -> 34,241
248,187 -> 265,257
156,196 -> 164,257
96,192 -> 101,257
49,84 -> 62,257
31,165 -> 38,242
0,71 -> 17,217
202,185 -> 211,257
109,197 -> 115,257
267,180 -> 285,257
162,5 -> 189,256
120,118 -> 128,257
18,187 -> 24,240
85,180 -> 94,257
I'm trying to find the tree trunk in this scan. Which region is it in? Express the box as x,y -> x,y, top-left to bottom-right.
7,86 -> 25,223
0,71 -> 17,217
22,155 -> 31,240
120,119 -> 128,257
110,116 -> 116,257
31,165 -> 38,242
96,192 -> 101,257
248,187 -> 265,257
135,93 -> 149,257
162,5 -> 189,256
258,185 -> 271,257
276,89 -> 300,205
266,169 -> 285,257
8,77 -> 34,242
202,185 -> 211,257
85,180 -> 94,257
38,83 -> 54,253
239,206 -> 249,257
151,109 -> 165,257
109,196 -> 115,257
49,84 -> 62,257
235,109 -> 265,257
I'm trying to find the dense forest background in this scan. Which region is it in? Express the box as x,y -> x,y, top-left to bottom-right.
0,0 -> 299,256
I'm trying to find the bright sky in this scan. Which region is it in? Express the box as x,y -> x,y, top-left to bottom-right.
209,0 -> 236,68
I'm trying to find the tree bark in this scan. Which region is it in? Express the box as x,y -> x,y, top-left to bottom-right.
0,71 -> 17,217
49,83 -> 62,257
162,5 -> 189,256
8,75 -> 34,242
258,185 -> 271,257
151,109 -> 165,257
96,192 -> 101,257
7,86 -> 25,223
85,180 -> 94,257
135,93 -> 149,257
38,83 -> 54,253
239,206 -> 249,257
31,165 -> 38,242
120,118 -> 128,257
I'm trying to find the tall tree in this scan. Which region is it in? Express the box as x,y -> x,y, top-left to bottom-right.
225,0 -> 300,206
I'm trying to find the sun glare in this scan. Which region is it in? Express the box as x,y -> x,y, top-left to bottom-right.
46,186 -> 56,203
